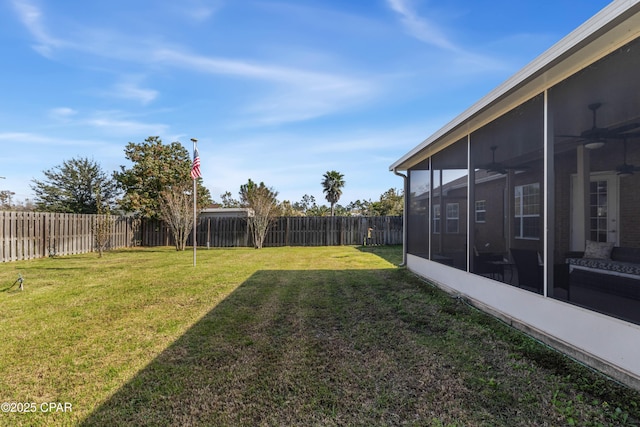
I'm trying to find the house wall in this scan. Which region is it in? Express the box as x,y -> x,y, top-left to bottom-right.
433,184 -> 468,265
619,144 -> 640,246
554,150 -> 576,263
474,177 -> 506,253
407,254 -> 640,390
396,5 -> 640,389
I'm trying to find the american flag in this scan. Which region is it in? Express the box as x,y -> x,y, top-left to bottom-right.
190,146 -> 201,179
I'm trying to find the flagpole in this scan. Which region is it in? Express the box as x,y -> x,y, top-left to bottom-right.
191,138 -> 198,267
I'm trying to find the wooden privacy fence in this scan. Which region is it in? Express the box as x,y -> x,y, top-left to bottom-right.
264,216 -> 403,246
141,216 -> 403,248
141,217 -> 250,248
0,211 -> 136,262
1,212 -> 402,262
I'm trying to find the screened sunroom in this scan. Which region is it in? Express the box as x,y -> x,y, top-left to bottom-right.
391,1 -> 640,390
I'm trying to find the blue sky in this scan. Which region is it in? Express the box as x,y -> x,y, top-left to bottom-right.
0,0 -> 611,206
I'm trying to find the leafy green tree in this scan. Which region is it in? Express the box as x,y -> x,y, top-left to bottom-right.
321,170 -> 345,216
31,157 -> 118,213
293,194 -> 317,215
307,204 -> 330,217
239,179 -> 279,249
219,191 -> 241,208
279,200 -> 303,216
370,188 -> 404,216
115,136 -> 211,219
332,204 -> 349,216
347,199 -> 372,216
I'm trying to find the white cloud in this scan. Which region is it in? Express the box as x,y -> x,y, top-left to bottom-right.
184,5 -> 217,22
0,132 -> 103,149
10,0 -> 64,57
111,80 -> 159,105
153,48 -> 377,125
307,126 -> 430,156
385,0 -> 510,75
169,0 -> 222,22
85,112 -> 169,136
385,0 -> 457,51
45,107 -> 167,136
49,107 -> 78,120
241,79 -> 374,126
151,48 -> 350,86
10,1 -> 379,126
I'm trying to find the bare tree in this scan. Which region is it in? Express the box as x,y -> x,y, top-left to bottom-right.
0,190 -> 15,210
240,179 -> 279,249
93,188 -> 114,257
159,183 -> 196,251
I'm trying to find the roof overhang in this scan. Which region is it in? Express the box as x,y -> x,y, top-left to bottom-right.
390,0 -> 640,172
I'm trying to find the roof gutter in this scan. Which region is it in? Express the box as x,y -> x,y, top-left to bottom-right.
392,168 -> 408,267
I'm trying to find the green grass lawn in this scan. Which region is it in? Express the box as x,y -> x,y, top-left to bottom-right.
0,246 -> 639,426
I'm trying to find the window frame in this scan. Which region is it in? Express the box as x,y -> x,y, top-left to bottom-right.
446,202 -> 459,234
475,200 -> 486,223
514,183 -> 541,240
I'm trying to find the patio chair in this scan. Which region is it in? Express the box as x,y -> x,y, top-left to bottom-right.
473,250 -> 504,280
510,248 -> 543,293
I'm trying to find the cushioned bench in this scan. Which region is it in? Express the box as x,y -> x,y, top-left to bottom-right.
566,257 -> 640,278
565,242 -> 640,300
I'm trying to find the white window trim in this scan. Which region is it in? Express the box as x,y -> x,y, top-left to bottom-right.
475,200 -> 486,223
515,183 -> 540,240
446,202 -> 459,234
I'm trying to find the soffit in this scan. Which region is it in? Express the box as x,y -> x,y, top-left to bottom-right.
390,1 -> 640,171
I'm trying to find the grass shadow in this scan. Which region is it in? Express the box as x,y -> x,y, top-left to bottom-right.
80,265 -> 640,426
82,268 -> 417,426
356,244 -> 403,266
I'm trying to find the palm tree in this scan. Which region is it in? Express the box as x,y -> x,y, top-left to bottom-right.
321,170 -> 345,216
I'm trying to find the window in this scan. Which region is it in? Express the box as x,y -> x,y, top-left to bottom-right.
446,203 -> 459,233
475,200 -> 486,223
590,180 -> 608,242
433,204 -> 440,234
514,183 -> 540,239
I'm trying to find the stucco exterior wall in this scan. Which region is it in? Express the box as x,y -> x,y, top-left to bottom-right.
407,254 -> 640,389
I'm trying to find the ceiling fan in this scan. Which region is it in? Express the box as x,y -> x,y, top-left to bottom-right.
557,102 -> 640,149
479,146 -> 517,175
616,139 -> 640,177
